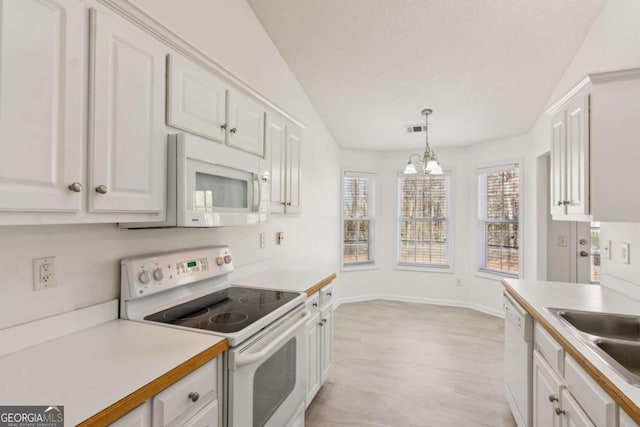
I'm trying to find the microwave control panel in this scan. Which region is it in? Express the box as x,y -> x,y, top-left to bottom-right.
121,246 -> 233,299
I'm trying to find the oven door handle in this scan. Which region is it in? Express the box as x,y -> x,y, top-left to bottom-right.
233,310 -> 310,368
252,174 -> 261,212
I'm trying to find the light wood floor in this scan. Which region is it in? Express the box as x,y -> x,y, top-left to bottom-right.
305,300 -> 516,427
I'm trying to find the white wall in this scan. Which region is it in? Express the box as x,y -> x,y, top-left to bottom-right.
0,0 -> 341,329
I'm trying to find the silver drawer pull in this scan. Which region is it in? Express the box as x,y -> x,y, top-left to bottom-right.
312,303 -> 318,307
95,185 -> 108,194
548,394 -> 558,403
322,318 -> 327,324
188,391 -> 200,403
327,292 -> 332,296
554,407 -> 565,416
230,127 -> 237,134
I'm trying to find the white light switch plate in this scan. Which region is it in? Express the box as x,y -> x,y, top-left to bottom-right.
621,242 -> 630,264
602,240 -> 611,260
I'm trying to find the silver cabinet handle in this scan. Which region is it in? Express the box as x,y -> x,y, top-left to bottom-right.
322,318 -> 327,324
95,185 -> 108,194
220,123 -> 228,130
188,391 -> 200,402
580,251 -> 589,257
312,303 -> 318,307
554,407 -> 565,416
230,127 -> 237,134
327,292 -> 332,296
318,322 -> 324,326
548,394 -> 558,403
68,182 -> 83,193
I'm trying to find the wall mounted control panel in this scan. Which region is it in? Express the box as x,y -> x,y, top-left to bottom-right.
121,246 -> 233,300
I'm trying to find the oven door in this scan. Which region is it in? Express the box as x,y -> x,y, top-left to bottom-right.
228,306 -> 309,427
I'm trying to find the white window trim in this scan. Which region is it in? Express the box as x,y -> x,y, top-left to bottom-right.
394,169 -> 455,273
340,170 -> 377,271
475,159 -> 524,279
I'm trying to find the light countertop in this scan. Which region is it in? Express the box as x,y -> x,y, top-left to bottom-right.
0,319 -> 227,425
234,269 -> 337,296
503,279 -> 640,420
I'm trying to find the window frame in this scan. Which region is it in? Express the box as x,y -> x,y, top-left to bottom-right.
476,161 -> 523,279
341,170 -> 377,270
394,171 -> 454,273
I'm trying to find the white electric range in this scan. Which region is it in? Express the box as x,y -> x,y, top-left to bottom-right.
120,246 -> 309,427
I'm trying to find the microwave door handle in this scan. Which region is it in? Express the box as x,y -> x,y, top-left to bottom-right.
232,310 -> 310,368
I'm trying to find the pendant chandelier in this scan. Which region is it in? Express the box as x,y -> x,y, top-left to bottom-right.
403,108 -> 443,175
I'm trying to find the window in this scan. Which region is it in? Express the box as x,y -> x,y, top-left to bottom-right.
397,174 -> 450,268
342,172 -> 375,266
478,165 -> 520,276
591,222 -> 601,284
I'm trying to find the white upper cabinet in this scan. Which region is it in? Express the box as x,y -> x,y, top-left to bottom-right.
89,8 -> 166,213
548,88 -> 590,221
0,0 -> 84,213
166,53 -> 227,143
227,89 -> 265,157
265,112 -> 302,214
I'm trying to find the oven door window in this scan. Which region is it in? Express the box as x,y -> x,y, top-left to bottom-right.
186,159 -> 255,212
253,337 -> 297,427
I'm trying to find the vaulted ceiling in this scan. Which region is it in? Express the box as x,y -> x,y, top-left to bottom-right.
247,0 -> 606,150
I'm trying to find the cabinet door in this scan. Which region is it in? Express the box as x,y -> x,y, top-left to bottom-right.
166,54 -> 227,143
306,312 -> 321,407
533,351 -> 562,427
265,113 -> 286,213
227,89 -> 265,157
181,400 -> 218,427
320,304 -> 333,384
0,0 -> 84,212
90,9 -> 166,214
550,109 -> 567,217
565,93 -> 590,216
109,400 -> 151,427
561,389 -> 596,427
285,124 -> 302,214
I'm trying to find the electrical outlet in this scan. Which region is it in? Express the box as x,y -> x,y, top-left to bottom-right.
260,232 -> 266,249
276,232 -> 285,245
602,240 -> 611,260
558,235 -> 568,247
33,256 -> 57,291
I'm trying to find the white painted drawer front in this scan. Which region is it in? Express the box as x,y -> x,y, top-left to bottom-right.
109,400 -> 151,427
153,360 -> 216,427
182,400 -> 218,427
534,323 -> 564,376
319,284 -> 333,307
564,356 -> 616,427
306,292 -> 320,314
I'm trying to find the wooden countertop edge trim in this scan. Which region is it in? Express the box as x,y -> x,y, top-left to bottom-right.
305,273 -> 337,296
77,339 -> 228,426
502,280 -> 640,424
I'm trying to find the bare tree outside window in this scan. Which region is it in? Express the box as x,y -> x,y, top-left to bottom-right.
478,167 -> 519,276
398,174 -> 450,267
343,172 -> 375,265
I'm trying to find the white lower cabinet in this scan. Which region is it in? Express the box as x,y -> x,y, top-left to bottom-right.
533,351 -> 563,427
561,389 -> 596,427
152,359 -> 219,427
109,401 -> 151,427
531,322 -> 619,427
305,284 -> 335,407
620,409 -> 639,427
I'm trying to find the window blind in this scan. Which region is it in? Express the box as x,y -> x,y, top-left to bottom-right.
478,165 -> 520,276
397,174 -> 450,267
342,171 -> 375,266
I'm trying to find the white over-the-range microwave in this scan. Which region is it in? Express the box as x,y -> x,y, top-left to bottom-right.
120,133 -> 269,228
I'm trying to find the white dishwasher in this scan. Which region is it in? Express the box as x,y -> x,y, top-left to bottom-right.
503,292 -> 533,427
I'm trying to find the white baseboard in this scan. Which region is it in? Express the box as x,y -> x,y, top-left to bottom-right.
335,294 -> 504,319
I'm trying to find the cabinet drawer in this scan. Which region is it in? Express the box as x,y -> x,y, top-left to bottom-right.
319,284 -> 333,307
534,323 -> 564,376
306,292 -> 320,314
153,359 -> 217,427
182,400 -> 218,427
564,356 -> 616,427
109,400 -> 151,427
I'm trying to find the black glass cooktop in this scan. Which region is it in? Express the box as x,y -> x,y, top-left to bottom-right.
144,286 -> 300,334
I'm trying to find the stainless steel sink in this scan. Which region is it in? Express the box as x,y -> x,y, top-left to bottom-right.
552,308 -> 640,341
548,308 -> 640,386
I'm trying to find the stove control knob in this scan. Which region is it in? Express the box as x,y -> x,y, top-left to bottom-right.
224,255 -> 232,264
216,257 -> 224,266
138,270 -> 151,284
153,268 -> 164,281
